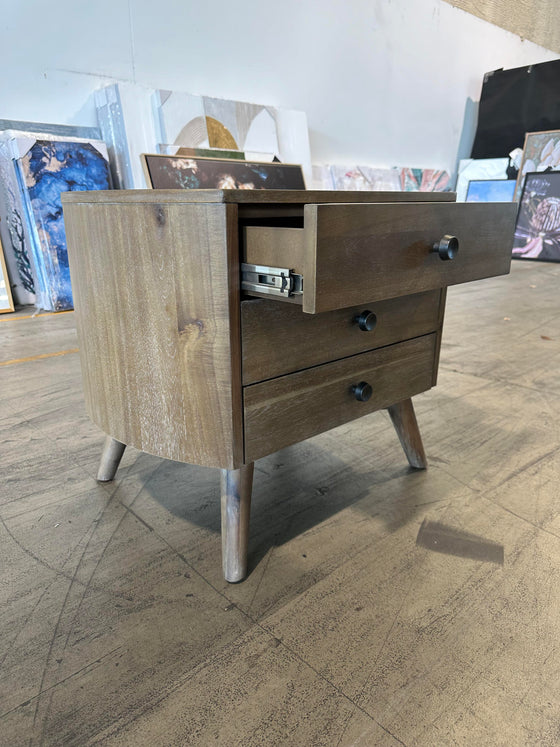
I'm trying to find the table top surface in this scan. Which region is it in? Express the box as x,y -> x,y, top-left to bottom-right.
62,189 -> 456,205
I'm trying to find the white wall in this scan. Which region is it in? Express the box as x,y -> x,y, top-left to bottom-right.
1,0 -> 558,175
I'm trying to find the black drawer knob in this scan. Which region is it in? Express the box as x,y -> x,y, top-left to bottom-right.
354,310 -> 377,332
432,235 -> 459,261
351,381 -> 373,402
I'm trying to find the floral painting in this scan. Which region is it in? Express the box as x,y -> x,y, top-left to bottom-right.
515,130 -> 560,202
142,154 -> 305,190
512,172 -> 560,262
15,140 -> 111,310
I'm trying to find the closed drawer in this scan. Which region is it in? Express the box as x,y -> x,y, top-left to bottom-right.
241,289 -> 443,385
244,333 -> 437,462
243,201 -> 517,313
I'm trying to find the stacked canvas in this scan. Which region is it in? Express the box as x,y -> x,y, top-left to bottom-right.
152,90 -> 312,186
313,165 -> 450,192
0,129 -> 111,310
95,83 -> 156,189
94,83 -> 312,188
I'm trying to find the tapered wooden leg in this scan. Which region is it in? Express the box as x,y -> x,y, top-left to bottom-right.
387,398 -> 427,469
220,463 -> 254,583
97,436 -> 126,482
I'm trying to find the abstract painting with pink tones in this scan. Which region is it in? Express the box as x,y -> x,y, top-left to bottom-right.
399,168 -> 450,192
142,154 -> 305,190
513,172 -> 560,262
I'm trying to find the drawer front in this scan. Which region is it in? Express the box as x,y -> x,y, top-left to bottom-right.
244,333 -> 437,462
243,201 -> 516,313
242,289 -> 443,384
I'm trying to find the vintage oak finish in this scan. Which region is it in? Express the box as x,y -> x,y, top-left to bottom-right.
64,200 -> 243,469
387,398 -> 428,469
244,201 -> 517,313
62,189 -> 516,582
243,334 -> 437,463
241,290 -> 443,385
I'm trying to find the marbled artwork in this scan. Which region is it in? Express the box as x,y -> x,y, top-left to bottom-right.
513,172 -> 560,262
142,154 -> 305,191
15,140 -> 111,310
0,125 -> 105,307
514,130 -> 560,202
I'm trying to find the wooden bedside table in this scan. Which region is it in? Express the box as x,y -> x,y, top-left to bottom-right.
62,189 -> 516,582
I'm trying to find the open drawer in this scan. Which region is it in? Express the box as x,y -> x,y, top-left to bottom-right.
242,201 -> 517,313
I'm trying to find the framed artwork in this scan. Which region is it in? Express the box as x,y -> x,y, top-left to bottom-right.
0,235 -> 14,312
515,130 -> 560,202
13,139 -> 111,310
142,154 -> 305,190
455,158 -> 509,202
466,179 -> 517,202
512,172 -> 560,262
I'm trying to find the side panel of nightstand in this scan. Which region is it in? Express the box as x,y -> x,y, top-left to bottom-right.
64,199 -> 243,469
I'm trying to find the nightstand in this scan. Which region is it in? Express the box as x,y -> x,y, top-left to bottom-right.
62,189 -> 516,581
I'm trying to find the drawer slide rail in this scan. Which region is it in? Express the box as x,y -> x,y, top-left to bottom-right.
241,262 -> 303,298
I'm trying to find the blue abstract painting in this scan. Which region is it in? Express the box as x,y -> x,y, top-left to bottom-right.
466,179 -> 516,203
15,140 -> 110,310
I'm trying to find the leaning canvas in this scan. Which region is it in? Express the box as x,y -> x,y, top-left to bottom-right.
466,179 -> 516,202
455,158 -> 509,202
152,91 -> 312,185
0,124 -> 105,307
513,172 -> 560,262
13,139 -> 111,310
514,130 -> 560,202
142,154 -> 305,190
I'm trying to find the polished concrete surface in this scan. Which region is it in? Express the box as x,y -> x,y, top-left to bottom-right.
1,261 -> 560,746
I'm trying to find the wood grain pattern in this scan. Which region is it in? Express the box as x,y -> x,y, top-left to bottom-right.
387,398 -> 427,469
63,199 -> 243,469
302,201 -> 517,313
241,290 -> 442,385
63,189 -> 456,206
244,334 -> 437,462
243,226 -> 305,274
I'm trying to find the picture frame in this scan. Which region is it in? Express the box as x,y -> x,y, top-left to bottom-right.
512,171 -> 560,262
141,153 -> 306,191
0,234 -> 15,313
514,130 -> 560,202
465,179 -> 517,202
455,158 -> 509,202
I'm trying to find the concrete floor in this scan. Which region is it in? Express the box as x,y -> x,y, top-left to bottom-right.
1,260 -> 560,746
